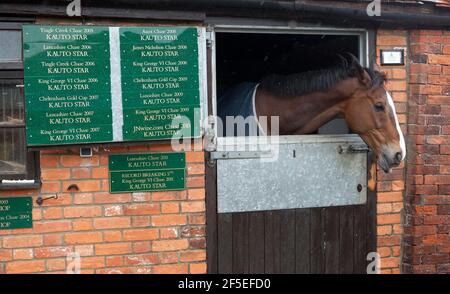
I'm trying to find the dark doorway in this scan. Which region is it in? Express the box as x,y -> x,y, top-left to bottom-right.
207,30 -> 376,274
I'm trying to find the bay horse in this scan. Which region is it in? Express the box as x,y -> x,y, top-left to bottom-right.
217,54 -> 406,173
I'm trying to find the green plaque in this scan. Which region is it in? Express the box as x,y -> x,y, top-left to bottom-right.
109,152 -> 186,193
0,197 -> 33,230
23,25 -> 113,146
23,25 -> 203,146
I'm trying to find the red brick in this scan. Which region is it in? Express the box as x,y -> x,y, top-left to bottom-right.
92,167 -> 109,179
34,246 -> 72,258
64,206 -> 102,218
103,231 -> 122,242
189,213 -> 206,225
131,216 -> 151,227
80,257 -> 105,269
188,189 -> 205,200
73,193 -> 93,204
181,201 -> 205,213
60,155 -> 99,167
377,35 -> 407,46
33,221 -> 72,233
381,257 -> 400,269
43,234 -> 63,246
64,232 -> 103,245
94,217 -> 131,229
152,264 -> 188,274
41,168 -> 71,180
180,251 -> 206,262
151,215 -> 187,226
124,254 -> 158,266
186,152 -> 204,163
104,205 -> 123,216
377,236 -> 401,246
152,191 -> 186,201
95,242 -> 132,255
47,259 -> 66,271
6,260 -> 45,274
133,242 -> 151,254
42,207 -> 62,219
428,54 -> 450,65
62,180 -> 101,192
414,205 -> 437,215
414,225 -> 438,235
3,235 -> 43,248
106,256 -> 123,267
161,203 -> 179,214
378,192 -> 404,202
73,219 -> 93,231
189,238 -> 206,249
377,225 -> 393,235
13,249 -> 33,260
0,250 -> 13,261
71,168 -> 91,179
160,227 -> 178,239
159,252 -> 179,264
152,239 -> 189,251
187,176 -> 205,188
190,263 -> 207,274
40,155 -> 59,168
40,181 -> 61,193
123,229 -> 159,241
124,203 -> 160,215
94,193 -> 131,203
424,175 -> 450,184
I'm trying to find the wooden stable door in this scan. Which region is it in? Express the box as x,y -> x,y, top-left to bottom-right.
206,151 -> 376,274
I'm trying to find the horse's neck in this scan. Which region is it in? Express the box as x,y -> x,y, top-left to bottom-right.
256,83 -> 354,135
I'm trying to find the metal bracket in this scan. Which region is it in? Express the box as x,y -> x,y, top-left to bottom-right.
338,144 -> 369,154
211,150 -> 273,160
204,115 -> 217,152
205,28 -> 214,49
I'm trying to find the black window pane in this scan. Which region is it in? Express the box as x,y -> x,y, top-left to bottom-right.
0,127 -> 26,175
0,80 -> 24,126
0,30 -> 22,62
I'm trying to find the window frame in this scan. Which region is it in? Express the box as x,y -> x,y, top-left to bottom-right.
0,21 -> 40,189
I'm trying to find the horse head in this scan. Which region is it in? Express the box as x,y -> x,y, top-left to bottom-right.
342,54 -> 406,173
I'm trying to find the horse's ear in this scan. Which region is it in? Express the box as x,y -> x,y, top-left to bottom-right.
347,53 -> 372,88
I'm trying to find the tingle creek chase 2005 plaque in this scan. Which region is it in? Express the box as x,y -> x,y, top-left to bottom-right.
23,25 -> 205,146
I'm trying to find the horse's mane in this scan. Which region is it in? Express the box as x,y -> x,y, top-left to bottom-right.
259,59 -> 386,98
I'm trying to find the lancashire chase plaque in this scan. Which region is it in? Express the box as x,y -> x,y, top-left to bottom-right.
109,152 -> 186,193
0,197 -> 33,230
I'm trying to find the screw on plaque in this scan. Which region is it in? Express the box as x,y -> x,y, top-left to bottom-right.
357,184 -> 363,192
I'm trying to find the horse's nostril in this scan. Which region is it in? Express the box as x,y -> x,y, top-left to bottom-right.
395,152 -> 402,163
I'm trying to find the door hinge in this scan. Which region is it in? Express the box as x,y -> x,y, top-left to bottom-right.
205,28 -> 214,49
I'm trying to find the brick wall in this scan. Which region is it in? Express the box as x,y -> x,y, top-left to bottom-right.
0,145 -> 206,274
376,30 -> 408,274
403,30 -> 450,274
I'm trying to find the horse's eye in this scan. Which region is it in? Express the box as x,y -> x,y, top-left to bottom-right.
374,103 -> 385,112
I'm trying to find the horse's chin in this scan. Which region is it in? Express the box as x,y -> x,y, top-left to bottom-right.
378,154 -> 392,173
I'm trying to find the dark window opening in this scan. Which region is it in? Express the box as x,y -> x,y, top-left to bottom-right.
215,32 -> 361,136
0,24 -> 39,188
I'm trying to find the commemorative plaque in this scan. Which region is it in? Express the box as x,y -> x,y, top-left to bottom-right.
109,152 -> 186,193
0,197 -> 33,230
23,25 -> 204,146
